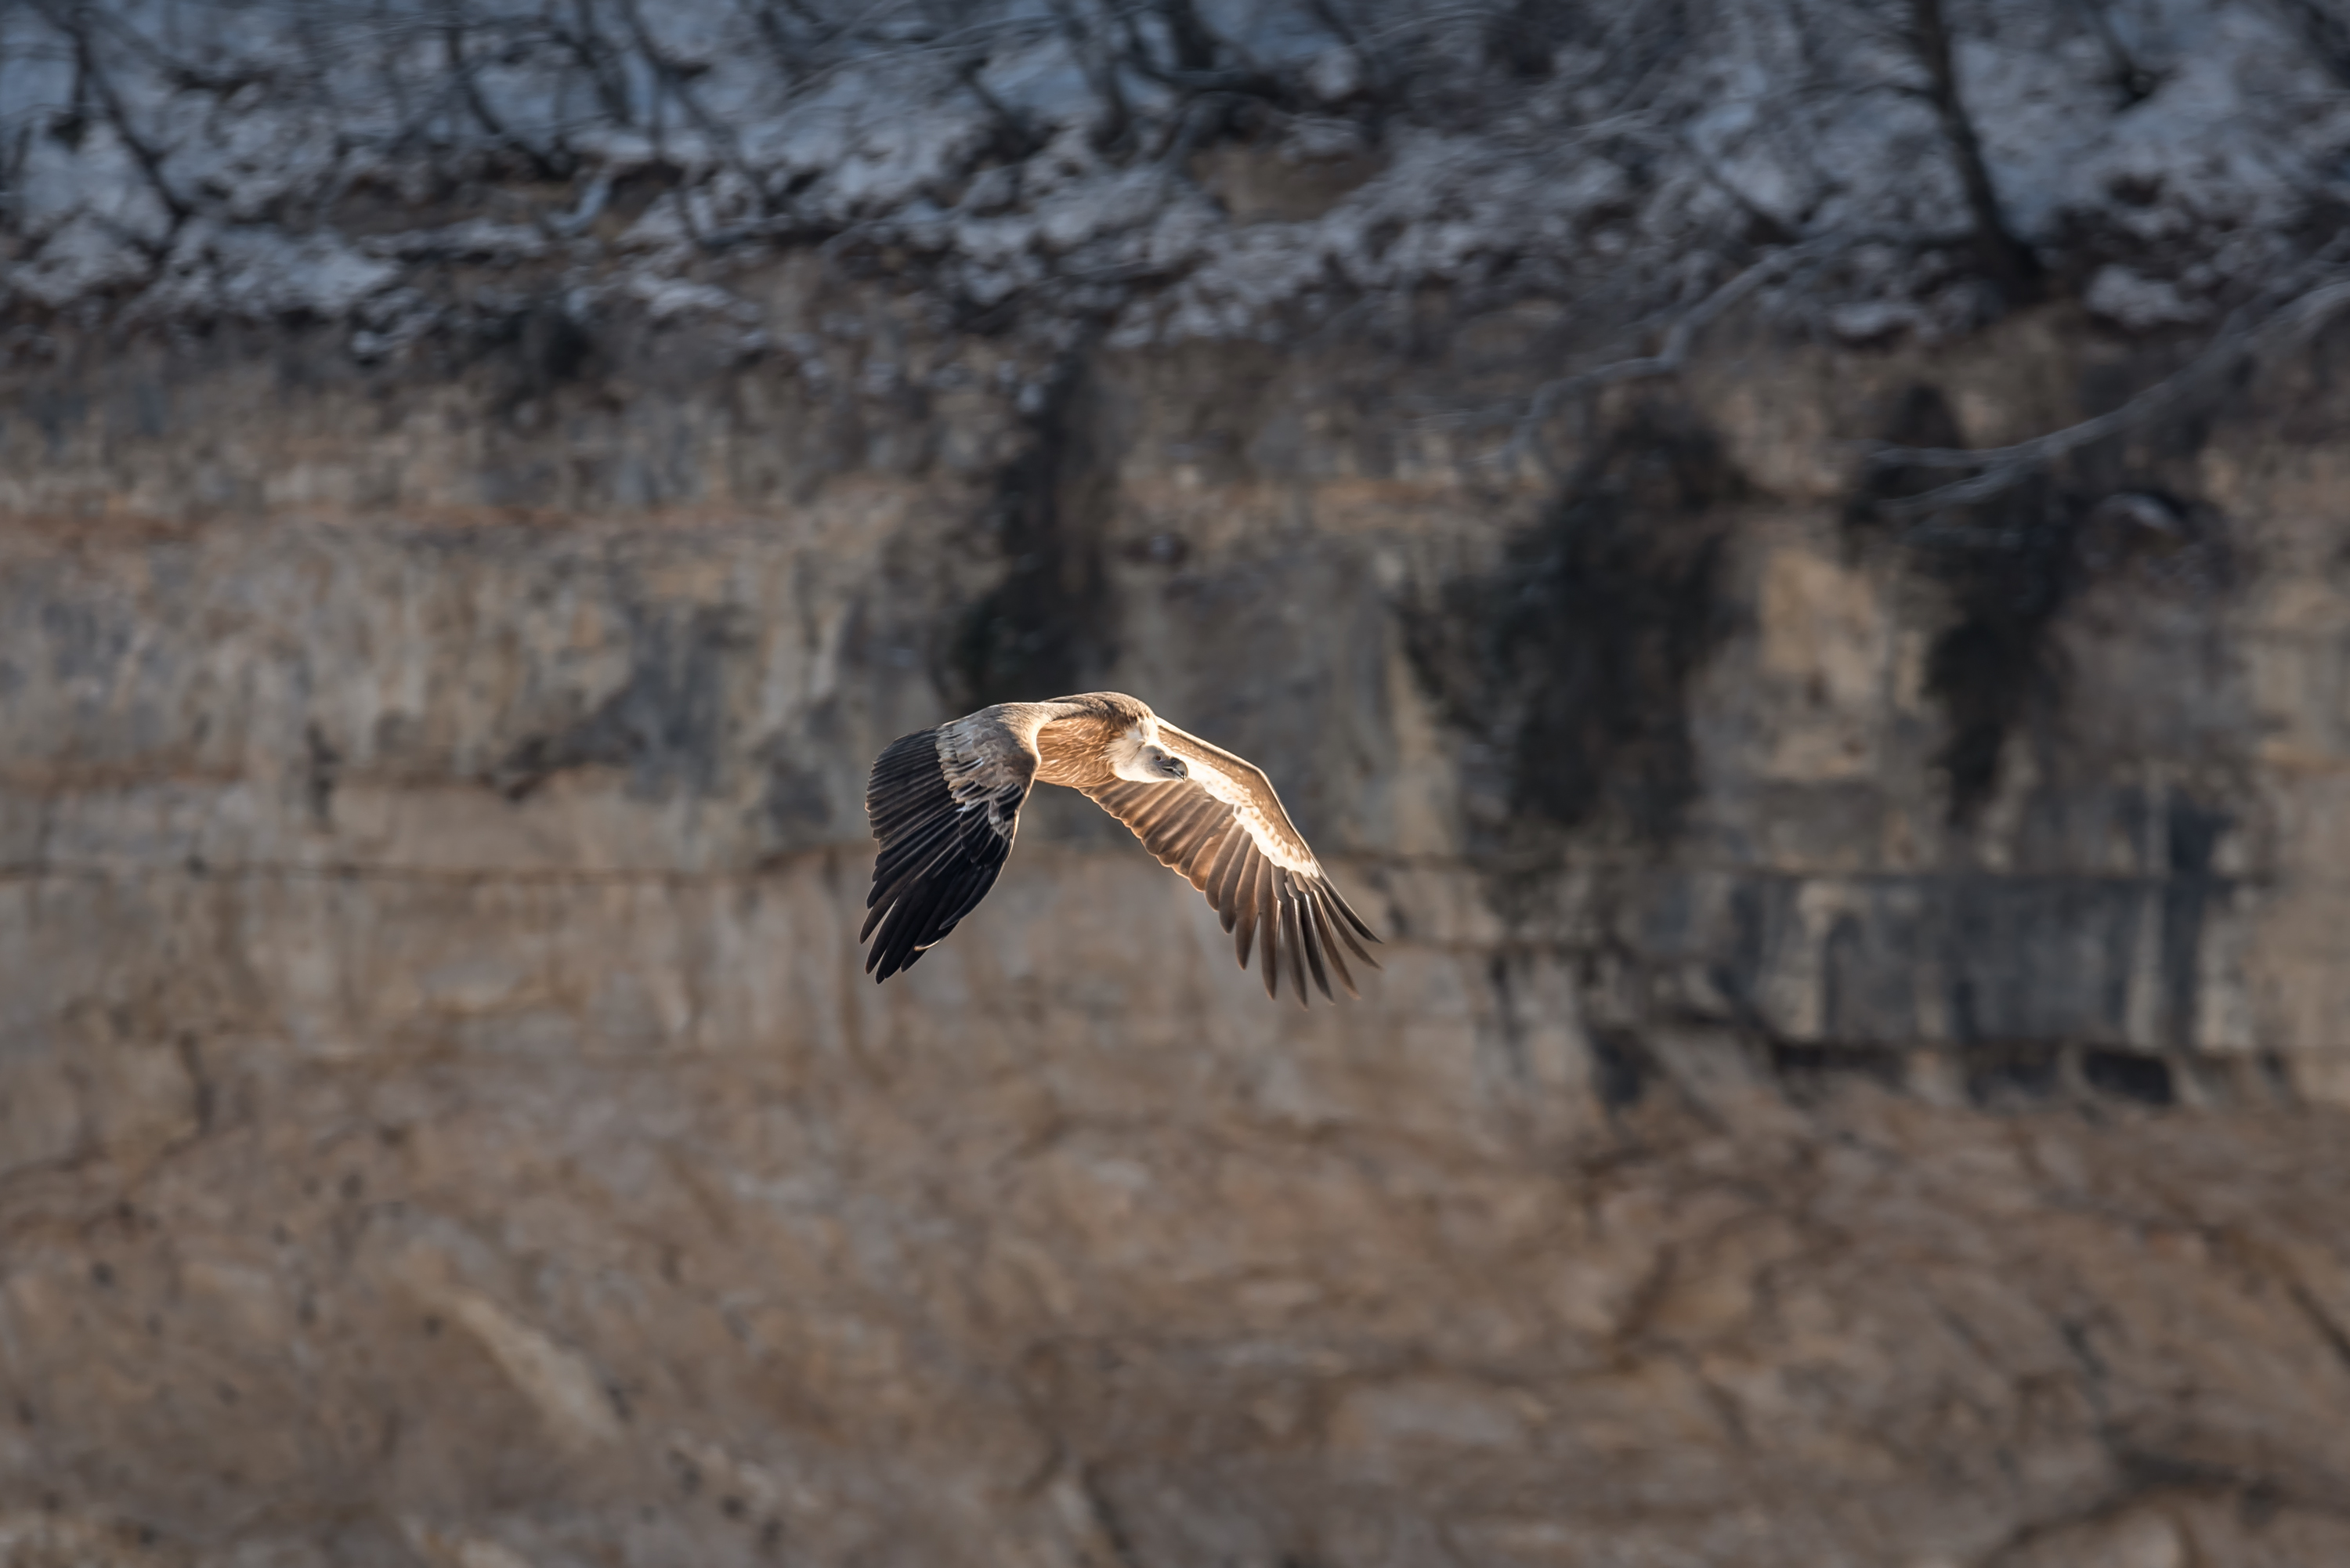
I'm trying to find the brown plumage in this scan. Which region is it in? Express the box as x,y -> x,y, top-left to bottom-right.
859,692 -> 1379,1003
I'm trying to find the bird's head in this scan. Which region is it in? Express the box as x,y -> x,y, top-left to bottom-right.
1110,726 -> 1190,784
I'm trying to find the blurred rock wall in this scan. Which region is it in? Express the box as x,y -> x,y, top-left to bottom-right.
8,283 -> 2350,1566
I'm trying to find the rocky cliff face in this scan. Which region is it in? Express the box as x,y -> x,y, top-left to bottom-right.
9,270 -> 2350,1568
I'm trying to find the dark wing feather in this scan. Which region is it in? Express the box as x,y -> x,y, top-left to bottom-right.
861,718 -> 1036,981
1081,723 -> 1380,1005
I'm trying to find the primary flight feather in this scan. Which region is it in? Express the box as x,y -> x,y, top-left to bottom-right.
860,692 -> 1380,1003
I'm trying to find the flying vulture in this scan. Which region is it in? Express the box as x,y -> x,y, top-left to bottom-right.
861,692 -> 1379,1003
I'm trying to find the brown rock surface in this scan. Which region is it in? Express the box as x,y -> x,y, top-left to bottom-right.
6,295 -> 2350,1566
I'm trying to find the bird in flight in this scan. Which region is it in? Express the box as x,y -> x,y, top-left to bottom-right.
862,692 -> 1379,1003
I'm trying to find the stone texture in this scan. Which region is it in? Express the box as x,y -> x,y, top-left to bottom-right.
5,291 -> 2350,1565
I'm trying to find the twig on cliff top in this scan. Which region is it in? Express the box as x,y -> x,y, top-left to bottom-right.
1871,271 -> 2350,518
27,0 -> 189,230
1505,234 -> 1844,479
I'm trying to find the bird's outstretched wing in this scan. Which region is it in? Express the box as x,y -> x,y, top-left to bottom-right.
1083,722 -> 1379,1005
861,713 -> 1037,981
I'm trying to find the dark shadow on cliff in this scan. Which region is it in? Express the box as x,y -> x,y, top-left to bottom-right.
942,356 -> 1118,710
1853,381 -> 2232,824
1852,385 -> 2084,823
494,601 -> 753,801
1405,400 -> 1741,854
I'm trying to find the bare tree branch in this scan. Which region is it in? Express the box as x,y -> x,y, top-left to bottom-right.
1503,233 -> 1847,478
2068,0 -> 2161,103
614,0 -> 775,210
1904,0 -> 2038,297
1043,0 -> 1133,150
443,5 -> 571,179
554,0 -> 638,127
956,50 -> 1044,161
2268,0 -> 2350,89
27,0 -> 188,231
1871,272 -> 2350,516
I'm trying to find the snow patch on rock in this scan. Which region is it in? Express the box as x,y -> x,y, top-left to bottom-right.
0,0 -> 2341,357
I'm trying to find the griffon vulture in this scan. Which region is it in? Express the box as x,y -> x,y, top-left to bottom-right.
861,692 -> 1379,1003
